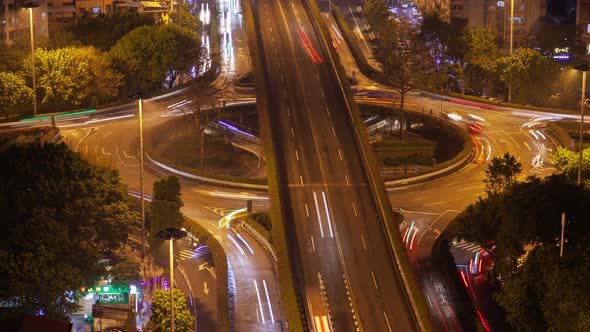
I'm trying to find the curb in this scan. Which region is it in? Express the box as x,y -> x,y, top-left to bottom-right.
240,221 -> 277,262
144,152 -> 268,190
385,149 -> 475,188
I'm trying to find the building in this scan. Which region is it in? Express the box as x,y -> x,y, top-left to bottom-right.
450,0 -> 546,50
1,0 -> 49,45
577,0 -> 590,55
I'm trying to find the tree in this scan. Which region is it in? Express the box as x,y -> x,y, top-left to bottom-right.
22,46 -> 122,113
0,143 -> 138,319
149,175 -> 184,234
363,0 -> 390,37
495,48 -> 559,105
0,72 -> 33,119
147,288 -> 194,332
109,259 -> 141,284
175,3 -> 202,33
463,27 -> 499,95
377,18 -> 434,138
108,24 -> 202,94
72,12 -> 156,51
455,174 -> 590,330
483,152 -> 522,196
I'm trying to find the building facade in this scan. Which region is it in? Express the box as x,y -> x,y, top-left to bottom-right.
450,0 -> 546,50
1,0 -> 49,45
577,0 -> 590,55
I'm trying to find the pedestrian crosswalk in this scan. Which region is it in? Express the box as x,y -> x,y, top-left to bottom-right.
177,245 -> 209,261
452,240 -> 481,253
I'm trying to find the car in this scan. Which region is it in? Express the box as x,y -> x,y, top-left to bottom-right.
469,122 -> 483,134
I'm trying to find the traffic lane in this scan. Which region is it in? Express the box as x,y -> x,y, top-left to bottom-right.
257,0 -> 360,329
290,9 -> 418,332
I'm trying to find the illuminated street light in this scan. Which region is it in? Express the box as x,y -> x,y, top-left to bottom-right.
156,227 -> 187,332
574,64 -> 589,186
23,2 -> 39,117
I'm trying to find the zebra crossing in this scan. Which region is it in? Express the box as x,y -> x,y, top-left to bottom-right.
177,245 -> 209,261
452,240 -> 481,253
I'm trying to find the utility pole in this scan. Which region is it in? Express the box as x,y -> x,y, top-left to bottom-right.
139,98 -> 146,257
28,7 -> 37,117
579,71 -> 586,186
560,213 -> 566,258
170,238 -> 175,332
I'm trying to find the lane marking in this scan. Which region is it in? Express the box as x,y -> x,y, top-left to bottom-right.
325,106 -> 330,116
338,148 -> 343,160
352,202 -> 358,216
305,203 -> 310,217
331,126 -> 336,136
361,234 -> 367,250
422,201 -> 447,207
384,312 -> 392,332
262,280 -> 275,324
311,235 -> 316,252
291,127 -> 295,137
313,192 -> 325,238
371,271 -> 378,289
253,280 -> 266,324
300,175 -> 304,187
345,174 -> 350,186
322,192 -> 335,238
295,149 -> 299,160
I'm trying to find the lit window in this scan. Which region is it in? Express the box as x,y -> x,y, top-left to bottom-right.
497,1 -> 505,7
587,23 -> 590,34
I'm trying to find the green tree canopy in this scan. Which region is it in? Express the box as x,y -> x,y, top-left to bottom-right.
0,143 -> 138,319
72,12 -> 156,51
108,24 -> 201,94
483,152 -> 522,196
363,0 -> 390,37
149,175 -> 184,234
463,27 -> 499,94
22,46 -> 122,113
377,18 -> 435,137
0,72 -> 33,119
456,174 -> 590,330
552,145 -> 590,181
147,288 -> 194,332
495,48 -> 559,105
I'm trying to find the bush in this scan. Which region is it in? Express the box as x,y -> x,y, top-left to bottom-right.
249,212 -> 272,232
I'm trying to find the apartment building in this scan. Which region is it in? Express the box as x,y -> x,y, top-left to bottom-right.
450,0 -> 546,49
1,0 -> 49,45
577,0 -> 590,55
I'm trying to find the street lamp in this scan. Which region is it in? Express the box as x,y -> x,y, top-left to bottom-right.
156,227 -> 187,332
23,2 -> 39,117
575,64 -> 589,186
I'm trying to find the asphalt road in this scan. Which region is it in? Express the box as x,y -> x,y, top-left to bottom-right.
253,0 -> 418,330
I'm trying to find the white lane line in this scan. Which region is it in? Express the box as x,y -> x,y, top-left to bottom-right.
262,280 -> 275,324
313,192 -> 325,238
102,131 -> 112,138
295,149 -> 299,160
280,74 -> 284,82
300,175 -> 304,187
442,181 -> 459,187
422,201 -> 447,207
345,174 -> 350,186
254,280 -> 266,324
331,126 -> 336,136
338,148 -> 343,160
226,234 -> 246,256
384,312 -> 392,332
236,233 -> 255,255
283,90 -> 287,98
322,192 -> 334,238
361,234 -> 367,250
305,203 -> 310,217
316,73 -> 320,81
311,235 -> 316,251
101,147 -> 111,156
291,127 -> 295,137
326,106 -> 330,116
352,202 -> 358,216
287,106 -> 291,117
371,271 -> 378,289
458,185 -> 480,192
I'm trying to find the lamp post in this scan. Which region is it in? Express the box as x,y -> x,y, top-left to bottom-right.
23,2 -> 39,117
575,64 -> 589,186
156,227 -> 187,332
138,97 -> 146,257
508,0 -> 514,103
